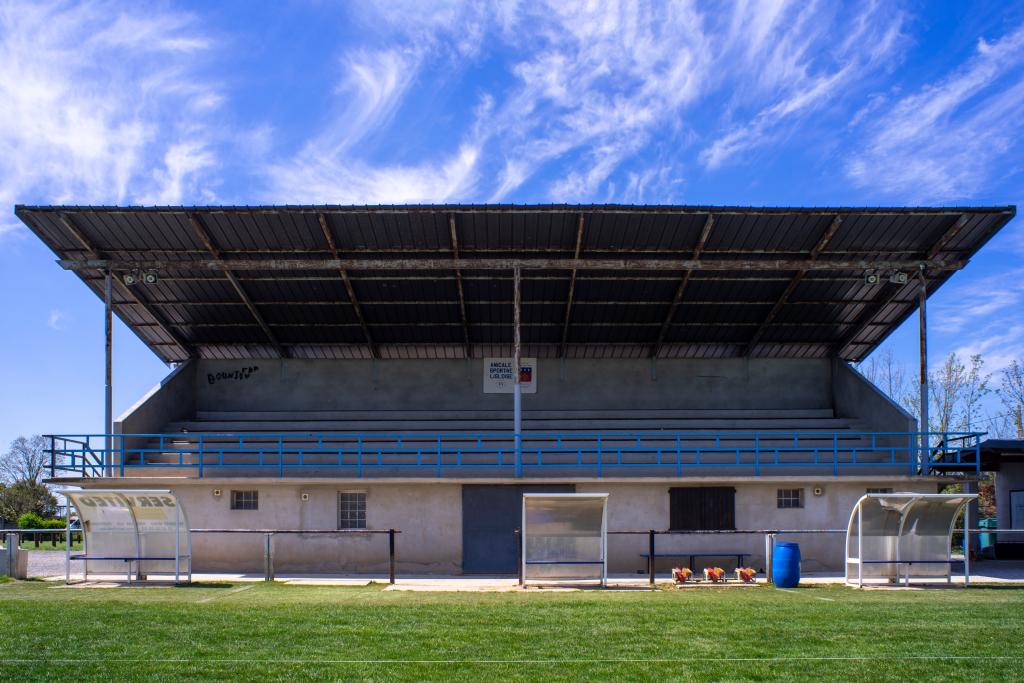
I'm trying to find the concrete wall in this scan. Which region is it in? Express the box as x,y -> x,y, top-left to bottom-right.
157,479 -> 935,574
832,360 -> 916,433
115,361 -> 196,450
175,482 -> 461,573
996,463 -> 1024,543
193,358 -> 834,412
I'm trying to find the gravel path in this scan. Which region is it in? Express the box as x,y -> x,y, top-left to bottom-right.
27,551 -> 67,578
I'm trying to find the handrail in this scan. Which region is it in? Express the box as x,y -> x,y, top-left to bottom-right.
44,430 -> 983,479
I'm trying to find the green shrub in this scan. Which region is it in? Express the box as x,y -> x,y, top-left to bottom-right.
41,519 -> 66,530
17,512 -> 44,529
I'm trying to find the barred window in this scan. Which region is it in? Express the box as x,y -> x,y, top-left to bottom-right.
338,492 -> 367,530
230,490 -> 258,510
867,487 -> 893,494
776,488 -> 804,509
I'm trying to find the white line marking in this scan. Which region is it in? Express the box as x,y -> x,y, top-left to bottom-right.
775,588 -> 834,601
196,584 -> 254,603
6,655 -> 1021,665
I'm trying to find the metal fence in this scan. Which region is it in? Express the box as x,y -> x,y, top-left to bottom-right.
46,431 -> 982,479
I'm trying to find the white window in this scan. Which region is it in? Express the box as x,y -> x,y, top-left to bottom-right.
230,490 -> 258,510
338,492 -> 367,530
776,488 -> 804,509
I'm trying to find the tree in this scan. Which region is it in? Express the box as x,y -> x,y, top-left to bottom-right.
958,355 -> 991,432
1000,360 -> 1024,438
858,347 -> 908,404
0,480 -> 58,524
930,352 -> 968,437
1,435 -> 49,484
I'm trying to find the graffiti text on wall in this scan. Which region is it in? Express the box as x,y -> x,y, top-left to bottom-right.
207,366 -> 260,385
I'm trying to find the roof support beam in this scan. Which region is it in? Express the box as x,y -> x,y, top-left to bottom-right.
56,213 -> 193,358
743,215 -> 843,356
559,213 -> 585,358
833,212 -> 969,359
927,214 -> 970,260
58,256 -> 966,273
188,213 -> 287,358
448,214 -> 471,358
318,213 -> 377,359
650,214 -> 714,357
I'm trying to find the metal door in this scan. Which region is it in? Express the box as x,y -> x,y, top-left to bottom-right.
461,484 -> 574,573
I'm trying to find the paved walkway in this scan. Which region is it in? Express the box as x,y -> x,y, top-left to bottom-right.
28,551 -> 1024,589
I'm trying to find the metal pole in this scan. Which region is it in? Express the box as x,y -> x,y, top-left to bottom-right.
175,503 -> 181,585
918,270 -> 929,470
766,533 -> 774,584
515,527 -> 523,586
648,529 -> 656,585
65,513 -> 71,584
388,528 -> 396,585
264,533 -> 274,581
104,270 -> 113,477
964,504 -> 971,588
858,506 -> 863,588
513,266 -> 523,478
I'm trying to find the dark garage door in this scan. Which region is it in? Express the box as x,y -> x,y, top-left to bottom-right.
462,484 -> 574,574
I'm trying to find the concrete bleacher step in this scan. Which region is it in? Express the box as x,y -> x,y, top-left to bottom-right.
194,408 -> 837,421
145,433 -> 871,449
164,418 -> 854,433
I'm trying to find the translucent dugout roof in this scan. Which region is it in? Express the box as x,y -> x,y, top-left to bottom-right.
522,493 -> 608,586
845,493 -> 976,586
65,489 -> 191,582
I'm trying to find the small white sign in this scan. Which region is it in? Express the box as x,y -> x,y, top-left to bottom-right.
483,357 -> 537,393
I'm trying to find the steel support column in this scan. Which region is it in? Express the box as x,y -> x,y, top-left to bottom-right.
104,269 -> 113,477
513,267 -> 522,478
918,269 -> 929,469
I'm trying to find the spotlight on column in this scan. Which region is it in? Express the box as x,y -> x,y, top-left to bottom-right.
889,271 -> 908,284
143,270 -> 159,285
123,271 -> 138,286
864,272 -> 879,285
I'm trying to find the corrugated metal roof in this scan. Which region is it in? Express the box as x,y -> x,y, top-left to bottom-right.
14,204 -> 1016,363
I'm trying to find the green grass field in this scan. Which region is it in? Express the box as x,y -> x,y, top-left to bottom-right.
1,581 -> 1022,681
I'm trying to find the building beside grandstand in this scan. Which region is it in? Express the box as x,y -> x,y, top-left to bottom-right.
16,204 -> 1016,574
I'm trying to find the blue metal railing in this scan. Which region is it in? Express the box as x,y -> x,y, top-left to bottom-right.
44,431 -> 983,479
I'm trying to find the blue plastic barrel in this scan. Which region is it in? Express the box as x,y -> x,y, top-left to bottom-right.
772,542 -> 801,588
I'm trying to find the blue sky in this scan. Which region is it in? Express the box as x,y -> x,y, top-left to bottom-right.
1,0 -> 1024,448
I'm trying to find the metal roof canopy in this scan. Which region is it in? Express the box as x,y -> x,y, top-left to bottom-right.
15,204 -> 1015,363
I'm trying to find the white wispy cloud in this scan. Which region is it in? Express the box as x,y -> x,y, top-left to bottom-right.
266,1 -> 910,204
933,268 -> 1024,335
0,0 -> 225,234
47,309 -> 67,331
846,22 -> 1024,202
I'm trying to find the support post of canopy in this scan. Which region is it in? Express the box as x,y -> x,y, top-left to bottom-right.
857,505 -> 863,588
513,267 -> 523,478
964,502 -> 971,588
104,269 -> 113,477
918,269 -> 929,471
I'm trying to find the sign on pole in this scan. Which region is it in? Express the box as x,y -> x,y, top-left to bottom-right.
483,357 -> 537,393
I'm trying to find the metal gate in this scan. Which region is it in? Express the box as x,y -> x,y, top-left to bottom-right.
461,484 -> 574,574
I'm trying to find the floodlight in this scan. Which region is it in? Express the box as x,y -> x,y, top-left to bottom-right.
123,272 -> 138,286
889,272 -> 908,284
143,271 -> 159,285
864,272 -> 879,285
